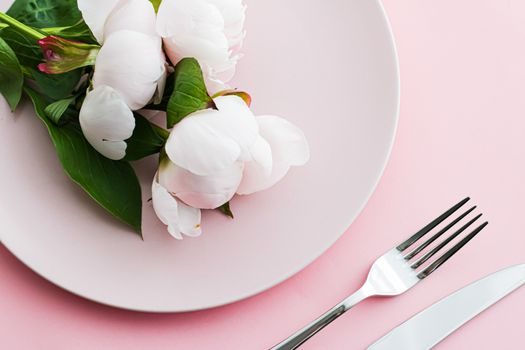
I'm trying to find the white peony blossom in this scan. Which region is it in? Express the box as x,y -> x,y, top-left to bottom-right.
79,85 -> 135,160
161,95 -> 262,209
152,95 -> 309,238
165,96 -> 264,176
156,0 -> 246,91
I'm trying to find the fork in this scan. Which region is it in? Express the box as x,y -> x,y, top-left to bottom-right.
270,197 -> 488,350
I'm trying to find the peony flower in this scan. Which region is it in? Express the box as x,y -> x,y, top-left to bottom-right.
78,0 -> 157,44
154,92 -> 307,199
79,85 -> 135,160
151,94 -> 309,238
152,179 -> 202,240
156,0 -> 247,91
165,95 -> 268,176
92,30 -> 166,110
159,95 -> 265,209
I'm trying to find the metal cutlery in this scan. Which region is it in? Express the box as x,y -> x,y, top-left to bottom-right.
368,264 -> 525,350
271,197 -> 488,350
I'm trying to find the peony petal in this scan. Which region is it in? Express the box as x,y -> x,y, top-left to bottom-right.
156,0 -> 225,39
151,180 -> 183,239
164,96 -> 259,176
207,0 -> 246,48
249,135 -> 273,176
93,30 -> 165,110
159,160 -> 243,209
177,201 -> 202,237
165,108 -> 242,176
153,63 -> 168,104
206,63 -> 237,93
77,0 -> 120,43
206,75 -> 231,95
152,179 -> 203,239
104,0 -> 157,39
164,33 -> 230,71
79,85 -> 135,160
211,95 -> 259,160
237,115 -> 310,195
258,116 -> 310,167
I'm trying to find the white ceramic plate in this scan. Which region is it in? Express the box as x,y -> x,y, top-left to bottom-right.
0,0 -> 399,312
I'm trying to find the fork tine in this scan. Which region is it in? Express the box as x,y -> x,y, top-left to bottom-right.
397,197 -> 470,252
404,206 -> 477,260
416,221 -> 488,279
411,213 -> 482,269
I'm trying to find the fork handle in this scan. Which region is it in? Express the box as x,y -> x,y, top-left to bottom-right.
270,288 -> 369,350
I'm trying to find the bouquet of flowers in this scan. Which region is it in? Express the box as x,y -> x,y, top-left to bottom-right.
0,0 -> 309,239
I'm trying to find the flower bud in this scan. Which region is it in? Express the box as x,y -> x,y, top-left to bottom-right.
37,36 -> 100,74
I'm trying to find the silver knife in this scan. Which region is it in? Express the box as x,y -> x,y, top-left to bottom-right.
368,264 -> 525,350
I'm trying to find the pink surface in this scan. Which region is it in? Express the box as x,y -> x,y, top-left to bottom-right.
1,0 -> 525,348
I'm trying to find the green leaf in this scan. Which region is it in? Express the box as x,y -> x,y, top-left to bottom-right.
0,26 -> 41,68
166,58 -> 216,128
124,113 -> 168,161
42,20 -> 98,45
7,0 -> 83,28
149,0 -> 161,12
31,68 -> 84,100
0,23 -> 9,31
217,202 -> 234,219
0,37 -> 23,111
44,96 -> 76,125
24,87 -> 143,236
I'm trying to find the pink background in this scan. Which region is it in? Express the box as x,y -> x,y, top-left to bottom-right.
1,0 -> 525,348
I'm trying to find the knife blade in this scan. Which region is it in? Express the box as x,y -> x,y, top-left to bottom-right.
368,264 -> 525,350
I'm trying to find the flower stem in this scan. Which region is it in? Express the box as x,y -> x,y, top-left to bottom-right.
0,12 -> 45,40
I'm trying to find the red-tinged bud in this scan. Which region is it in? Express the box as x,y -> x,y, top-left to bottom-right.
38,36 -> 100,74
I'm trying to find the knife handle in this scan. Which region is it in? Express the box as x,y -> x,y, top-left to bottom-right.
270,288 -> 368,350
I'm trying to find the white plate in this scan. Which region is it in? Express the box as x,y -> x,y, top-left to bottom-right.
0,0 -> 399,312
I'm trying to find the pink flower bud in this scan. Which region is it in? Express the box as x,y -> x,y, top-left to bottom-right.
38,36 -> 100,74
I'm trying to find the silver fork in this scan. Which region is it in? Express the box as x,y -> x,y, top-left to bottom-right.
271,198 -> 488,350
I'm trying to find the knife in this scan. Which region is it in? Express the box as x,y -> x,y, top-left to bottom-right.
368,264 -> 525,350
